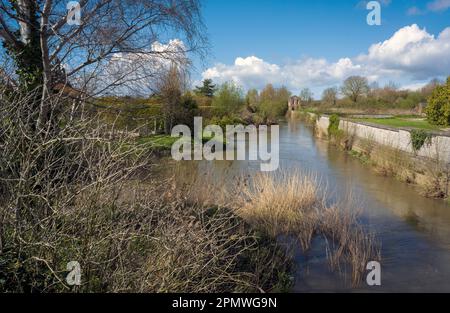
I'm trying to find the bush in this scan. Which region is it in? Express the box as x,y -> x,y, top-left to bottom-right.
212,82 -> 245,117
257,85 -> 290,123
410,129 -> 432,153
426,77 -> 450,126
208,115 -> 245,130
328,114 -> 341,138
396,92 -> 425,109
95,97 -> 163,131
176,92 -> 199,129
193,94 -> 212,107
259,99 -> 287,123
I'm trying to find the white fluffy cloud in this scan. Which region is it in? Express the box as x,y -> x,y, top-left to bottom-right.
203,56 -> 362,93
100,39 -> 188,95
203,56 -> 280,89
201,25 -> 450,95
357,24 -> 450,79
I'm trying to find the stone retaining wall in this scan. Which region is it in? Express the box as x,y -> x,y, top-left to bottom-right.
314,114 -> 450,164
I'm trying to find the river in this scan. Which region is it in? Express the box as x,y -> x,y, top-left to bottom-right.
194,119 -> 450,292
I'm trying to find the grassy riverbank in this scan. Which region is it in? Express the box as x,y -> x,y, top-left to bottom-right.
351,116 -> 443,131
348,143 -> 450,200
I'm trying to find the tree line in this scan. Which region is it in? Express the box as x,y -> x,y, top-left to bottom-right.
292,75 -> 449,126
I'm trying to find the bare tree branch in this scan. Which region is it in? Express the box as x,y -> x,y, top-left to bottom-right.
0,0 -> 208,98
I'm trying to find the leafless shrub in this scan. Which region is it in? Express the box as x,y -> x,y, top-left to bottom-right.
0,88 -> 149,292
0,90 -> 291,292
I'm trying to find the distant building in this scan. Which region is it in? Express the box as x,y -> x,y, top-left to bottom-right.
288,96 -> 301,111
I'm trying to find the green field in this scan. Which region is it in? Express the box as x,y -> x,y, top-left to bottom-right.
353,117 -> 443,131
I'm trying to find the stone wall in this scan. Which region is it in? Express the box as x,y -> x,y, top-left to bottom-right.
315,115 -> 450,164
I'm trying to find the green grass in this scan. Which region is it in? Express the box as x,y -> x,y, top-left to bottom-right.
137,134 -> 226,152
138,135 -> 181,150
352,117 -> 442,131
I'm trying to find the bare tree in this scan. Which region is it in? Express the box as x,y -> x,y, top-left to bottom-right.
322,87 -> 338,106
341,76 -> 369,103
421,78 -> 442,97
156,63 -> 186,134
0,0 -> 207,126
299,87 -> 313,104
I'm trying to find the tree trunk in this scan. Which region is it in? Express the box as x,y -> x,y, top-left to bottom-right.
15,0 -> 44,92
38,0 -> 53,128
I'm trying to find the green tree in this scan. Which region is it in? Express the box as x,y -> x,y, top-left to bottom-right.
178,92 -> 199,129
245,89 -> 259,112
259,84 -> 291,122
426,77 -> 450,126
212,82 -> 244,117
277,86 -> 291,108
260,84 -> 276,102
194,79 -> 217,98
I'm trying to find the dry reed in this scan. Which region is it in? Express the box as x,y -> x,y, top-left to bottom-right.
229,170 -> 380,286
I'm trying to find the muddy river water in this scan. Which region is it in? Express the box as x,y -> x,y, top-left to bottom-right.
193,119 -> 450,292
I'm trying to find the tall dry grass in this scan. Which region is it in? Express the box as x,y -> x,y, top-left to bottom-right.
169,165 -> 382,287
320,207 -> 380,285
228,170 -> 380,286
233,171 -> 321,237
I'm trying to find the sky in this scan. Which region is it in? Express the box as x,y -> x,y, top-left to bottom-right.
191,0 -> 450,98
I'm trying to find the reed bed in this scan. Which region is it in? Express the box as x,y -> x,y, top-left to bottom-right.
228,170 -> 381,286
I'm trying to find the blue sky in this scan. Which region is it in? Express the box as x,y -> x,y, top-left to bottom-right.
192,0 -> 450,97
